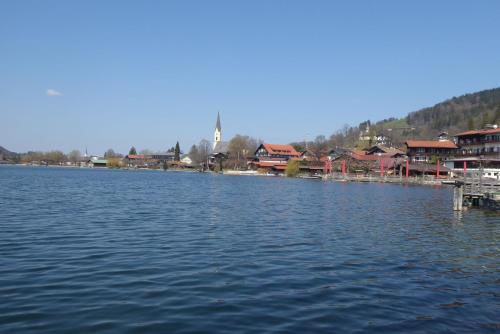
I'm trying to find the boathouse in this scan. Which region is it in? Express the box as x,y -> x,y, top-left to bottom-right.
249,143 -> 301,174
254,144 -> 300,161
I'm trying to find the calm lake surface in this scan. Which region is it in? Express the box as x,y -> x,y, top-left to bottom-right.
0,166 -> 499,333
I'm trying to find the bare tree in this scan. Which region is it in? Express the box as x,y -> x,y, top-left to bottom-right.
227,134 -> 259,169
198,139 -> 212,167
309,135 -> 329,160
45,151 -> 67,164
104,149 -> 123,159
68,150 -> 81,164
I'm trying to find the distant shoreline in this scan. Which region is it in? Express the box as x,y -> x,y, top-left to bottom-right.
2,163 -> 449,188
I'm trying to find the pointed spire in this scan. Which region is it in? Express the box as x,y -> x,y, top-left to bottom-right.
215,112 -> 221,131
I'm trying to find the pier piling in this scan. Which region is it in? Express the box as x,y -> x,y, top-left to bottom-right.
453,184 -> 463,211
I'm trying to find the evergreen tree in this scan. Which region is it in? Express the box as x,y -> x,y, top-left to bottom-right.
129,146 -> 137,155
174,142 -> 181,161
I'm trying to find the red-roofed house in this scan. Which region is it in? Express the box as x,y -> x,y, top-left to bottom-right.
405,140 -> 457,163
455,126 -> 500,156
249,143 -> 302,174
255,144 -> 300,161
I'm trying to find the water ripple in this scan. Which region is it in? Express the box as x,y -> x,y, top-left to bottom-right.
0,166 -> 499,333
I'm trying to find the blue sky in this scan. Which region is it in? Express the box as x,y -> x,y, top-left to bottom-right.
1,0 -> 499,154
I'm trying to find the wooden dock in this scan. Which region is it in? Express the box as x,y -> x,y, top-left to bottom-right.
450,173 -> 500,211
324,173 -> 443,186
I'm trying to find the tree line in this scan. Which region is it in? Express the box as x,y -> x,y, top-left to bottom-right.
293,87 -> 500,152
14,141 -> 185,165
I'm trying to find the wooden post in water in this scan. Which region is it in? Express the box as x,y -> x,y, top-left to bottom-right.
405,160 -> 409,179
436,159 -> 440,178
453,183 -> 463,211
458,186 -> 463,210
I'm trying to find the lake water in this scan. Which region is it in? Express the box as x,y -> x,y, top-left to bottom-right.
0,166 -> 499,333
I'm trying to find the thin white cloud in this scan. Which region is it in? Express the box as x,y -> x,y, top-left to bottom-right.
46,89 -> 63,97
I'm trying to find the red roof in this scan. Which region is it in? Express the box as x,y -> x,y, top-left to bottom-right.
405,140 -> 457,149
273,165 -> 287,170
262,144 -> 300,156
254,161 -> 288,168
127,154 -> 145,159
455,128 -> 500,136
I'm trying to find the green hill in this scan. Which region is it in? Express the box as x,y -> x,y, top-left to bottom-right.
365,87 -> 500,146
405,87 -> 500,137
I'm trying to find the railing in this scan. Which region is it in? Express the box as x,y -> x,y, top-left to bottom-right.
460,171 -> 500,196
458,138 -> 500,145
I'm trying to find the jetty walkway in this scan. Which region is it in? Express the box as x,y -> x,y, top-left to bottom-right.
449,175 -> 500,211
322,173 -> 500,211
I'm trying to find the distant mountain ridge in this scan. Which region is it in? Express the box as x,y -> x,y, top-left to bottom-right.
0,146 -> 17,159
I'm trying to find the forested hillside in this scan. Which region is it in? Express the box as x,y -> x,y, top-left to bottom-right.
322,87 -> 500,149
404,87 -> 500,138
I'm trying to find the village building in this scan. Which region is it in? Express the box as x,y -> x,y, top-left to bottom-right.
249,143 -> 301,174
180,154 -> 193,165
443,157 -> 500,180
327,147 -> 350,160
330,150 -> 396,175
358,123 -> 372,142
213,112 -> 222,150
254,143 -> 300,161
209,113 -> 230,169
124,152 -> 176,167
364,145 -> 405,158
404,162 -> 452,177
88,157 -> 107,168
437,131 -> 449,141
405,140 -> 457,163
454,125 -> 500,156
374,133 -> 391,146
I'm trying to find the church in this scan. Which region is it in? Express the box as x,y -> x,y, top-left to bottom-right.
210,112 -> 229,165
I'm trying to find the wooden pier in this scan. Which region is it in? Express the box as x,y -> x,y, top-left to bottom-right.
324,173 -> 444,186
322,172 -> 499,211
451,173 -> 500,211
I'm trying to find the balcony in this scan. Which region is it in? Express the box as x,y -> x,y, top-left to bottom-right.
458,137 -> 500,145
456,149 -> 500,157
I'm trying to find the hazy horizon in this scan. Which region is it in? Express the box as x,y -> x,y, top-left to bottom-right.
2,1 -> 500,154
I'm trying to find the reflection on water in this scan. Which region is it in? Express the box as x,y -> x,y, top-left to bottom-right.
0,166 -> 499,333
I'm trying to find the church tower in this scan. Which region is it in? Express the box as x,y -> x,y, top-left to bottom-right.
213,112 -> 221,149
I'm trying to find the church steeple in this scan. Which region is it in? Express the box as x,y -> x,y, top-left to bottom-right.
213,112 -> 222,149
215,112 -> 221,132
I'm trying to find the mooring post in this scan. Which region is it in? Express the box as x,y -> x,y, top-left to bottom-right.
458,186 -> 463,210
453,182 -> 464,211
453,186 -> 459,211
